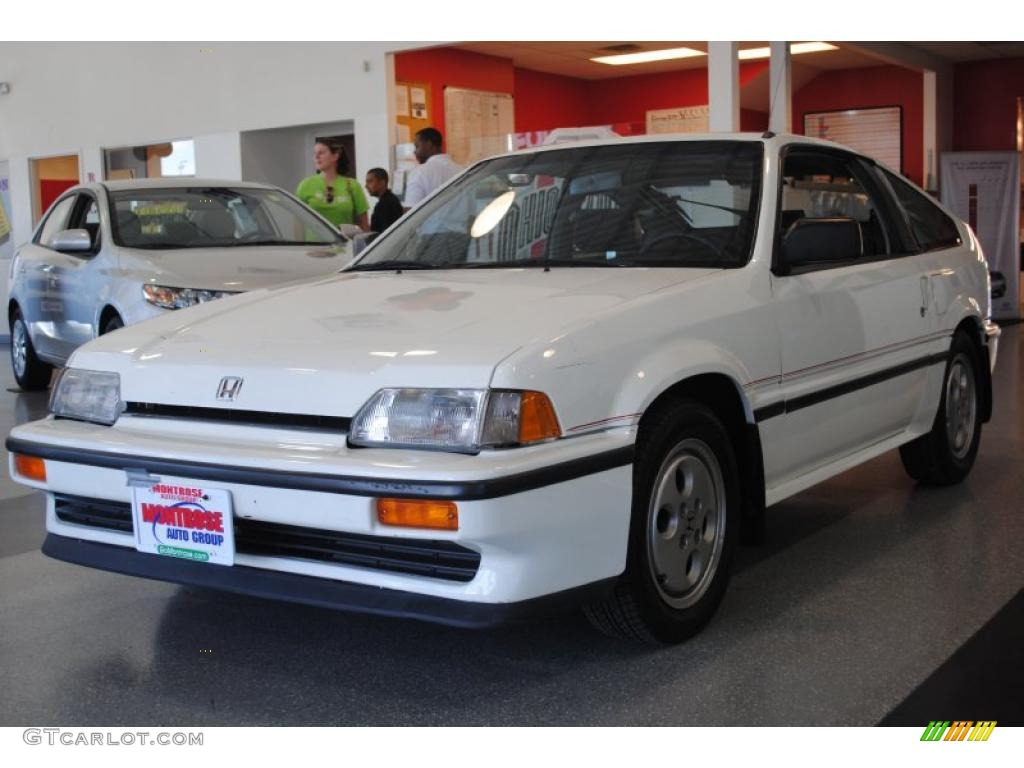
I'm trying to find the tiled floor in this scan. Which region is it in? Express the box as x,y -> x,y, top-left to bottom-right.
0,327 -> 1021,725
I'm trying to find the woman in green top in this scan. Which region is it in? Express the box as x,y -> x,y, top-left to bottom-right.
296,140 -> 369,230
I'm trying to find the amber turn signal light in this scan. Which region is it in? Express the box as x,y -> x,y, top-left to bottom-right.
377,498 -> 458,531
14,454 -> 47,482
518,391 -> 561,444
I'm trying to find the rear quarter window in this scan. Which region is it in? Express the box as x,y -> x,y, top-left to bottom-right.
881,170 -> 961,251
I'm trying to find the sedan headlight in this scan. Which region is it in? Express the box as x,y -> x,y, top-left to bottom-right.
349,388 -> 561,453
49,369 -> 123,425
143,284 -> 238,309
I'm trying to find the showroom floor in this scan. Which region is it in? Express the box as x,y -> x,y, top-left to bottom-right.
0,327 -> 1021,726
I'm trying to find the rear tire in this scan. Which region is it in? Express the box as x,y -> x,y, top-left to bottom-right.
10,308 -> 53,391
585,399 -> 740,644
899,331 -> 982,485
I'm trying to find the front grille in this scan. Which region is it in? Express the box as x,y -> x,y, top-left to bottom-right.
54,495 -> 479,583
123,402 -> 351,432
54,495 -> 134,533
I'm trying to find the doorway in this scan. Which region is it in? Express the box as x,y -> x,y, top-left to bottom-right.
239,121 -> 356,193
30,154 -> 80,224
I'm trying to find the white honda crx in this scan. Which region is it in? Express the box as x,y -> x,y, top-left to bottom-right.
8,133 -> 999,644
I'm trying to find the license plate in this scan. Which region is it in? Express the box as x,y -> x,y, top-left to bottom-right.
132,481 -> 235,566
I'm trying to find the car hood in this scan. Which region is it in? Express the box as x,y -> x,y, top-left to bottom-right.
73,267 -> 717,417
119,243 -> 354,291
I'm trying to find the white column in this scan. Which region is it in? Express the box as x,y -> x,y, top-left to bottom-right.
923,71 -> 937,190
708,41 -> 740,132
769,41 -> 792,134
194,133 -> 243,180
80,146 -> 103,184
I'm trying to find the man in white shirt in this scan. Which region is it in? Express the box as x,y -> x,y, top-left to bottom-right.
402,127 -> 463,210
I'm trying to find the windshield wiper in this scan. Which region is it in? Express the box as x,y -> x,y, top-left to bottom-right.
347,260 -> 442,272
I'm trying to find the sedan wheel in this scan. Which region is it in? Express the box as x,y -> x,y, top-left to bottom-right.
9,309 -> 54,390
585,399 -> 740,644
900,330 -> 983,485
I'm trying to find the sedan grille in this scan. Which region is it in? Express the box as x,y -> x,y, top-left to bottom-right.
54,495 -> 479,582
123,402 -> 351,432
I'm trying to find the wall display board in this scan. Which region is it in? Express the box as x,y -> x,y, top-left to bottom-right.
394,81 -> 432,147
941,151 -> 1021,319
804,106 -> 902,172
443,87 -> 515,166
0,161 -> 14,328
646,105 -> 709,134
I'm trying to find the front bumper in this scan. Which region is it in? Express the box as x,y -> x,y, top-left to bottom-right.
41,534 -> 616,628
8,416 -> 635,624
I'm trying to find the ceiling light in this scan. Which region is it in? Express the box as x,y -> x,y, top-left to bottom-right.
738,42 -> 838,60
591,46 -> 706,66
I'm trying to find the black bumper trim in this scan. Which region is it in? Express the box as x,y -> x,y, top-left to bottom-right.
7,437 -> 633,501
41,534 -> 616,629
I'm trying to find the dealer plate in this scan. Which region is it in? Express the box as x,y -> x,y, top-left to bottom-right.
132,481 -> 235,566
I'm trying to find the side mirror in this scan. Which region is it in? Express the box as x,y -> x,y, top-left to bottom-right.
781,217 -> 861,270
50,228 -> 93,254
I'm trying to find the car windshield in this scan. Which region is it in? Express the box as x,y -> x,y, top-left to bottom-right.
108,187 -> 345,249
352,141 -> 763,271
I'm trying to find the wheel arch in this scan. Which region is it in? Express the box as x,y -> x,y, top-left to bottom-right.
639,372 -> 766,545
952,314 -> 993,424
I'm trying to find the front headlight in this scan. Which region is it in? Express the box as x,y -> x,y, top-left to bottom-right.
348,388 -> 561,453
143,284 -> 238,309
49,369 -> 123,425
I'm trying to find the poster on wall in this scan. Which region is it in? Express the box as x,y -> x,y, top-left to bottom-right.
0,160 -> 15,327
0,162 -> 13,254
804,106 -> 902,172
940,151 -> 1021,320
646,105 -> 709,134
444,88 -> 515,166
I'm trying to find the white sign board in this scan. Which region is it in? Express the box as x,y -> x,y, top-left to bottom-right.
941,151 -> 1021,319
804,106 -> 902,173
646,105 -> 709,135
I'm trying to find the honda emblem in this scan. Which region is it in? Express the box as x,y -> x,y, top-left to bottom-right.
216,376 -> 244,402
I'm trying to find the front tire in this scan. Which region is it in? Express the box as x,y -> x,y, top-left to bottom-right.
899,331 -> 983,485
585,400 -> 740,644
10,308 -> 53,391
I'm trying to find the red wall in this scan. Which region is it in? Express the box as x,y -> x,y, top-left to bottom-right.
793,65 -> 924,185
394,48 -> 515,142
514,68 -> 589,132
953,57 -> 1024,151
40,180 -> 76,214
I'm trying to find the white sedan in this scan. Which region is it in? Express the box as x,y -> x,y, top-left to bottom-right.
8,178 -> 353,389
7,133 -> 999,643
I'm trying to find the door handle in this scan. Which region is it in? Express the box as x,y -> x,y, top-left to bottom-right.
919,276 -> 931,317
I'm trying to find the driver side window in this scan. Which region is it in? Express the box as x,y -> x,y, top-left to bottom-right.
35,195 -> 77,248
777,150 -> 894,271
66,195 -> 102,251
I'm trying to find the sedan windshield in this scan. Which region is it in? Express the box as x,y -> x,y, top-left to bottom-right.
352,141 -> 763,271
108,187 -> 345,249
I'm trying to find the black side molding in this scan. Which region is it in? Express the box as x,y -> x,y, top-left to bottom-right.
6,437 -> 633,501
41,534 -> 617,629
753,352 -> 948,423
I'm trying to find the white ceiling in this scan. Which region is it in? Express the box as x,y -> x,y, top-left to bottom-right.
453,41 -> 885,80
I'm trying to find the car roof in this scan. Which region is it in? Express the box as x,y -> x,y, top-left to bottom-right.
505,131 -> 859,157
99,177 -> 277,192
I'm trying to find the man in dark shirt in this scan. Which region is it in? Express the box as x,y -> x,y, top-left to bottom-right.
365,167 -> 404,233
